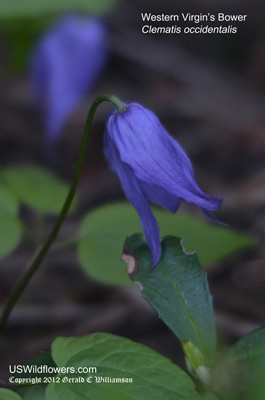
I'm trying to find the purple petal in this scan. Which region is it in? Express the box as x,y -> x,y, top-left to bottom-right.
139,181 -> 180,213
106,103 -> 221,212
31,16 -> 107,140
202,208 -> 226,225
104,133 -> 161,268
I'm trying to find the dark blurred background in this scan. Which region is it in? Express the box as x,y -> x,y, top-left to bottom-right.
1,0 -> 265,382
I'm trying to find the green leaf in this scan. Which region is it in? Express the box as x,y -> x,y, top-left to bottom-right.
241,351 -> 265,400
216,327 -> 265,400
0,389 -> 22,400
0,184 -> 22,258
16,353 -> 56,400
124,234 -> 216,363
0,215 -> 22,259
3,166 -> 77,215
1,16 -> 53,73
46,332 -> 201,400
15,352 -> 56,379
223,325 -> 265,365
77,202 -> 255,286
18,386 -> 46,400
199,394 -> 219,400
0,0 -> 118,18
0,184 -> 19,215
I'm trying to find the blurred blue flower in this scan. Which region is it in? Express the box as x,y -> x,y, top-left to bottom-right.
31,16 -> 107,141
104,102 -> 222,268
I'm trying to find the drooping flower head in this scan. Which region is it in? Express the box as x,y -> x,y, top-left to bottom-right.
104,102 -> 222,268
31,16 -> 107,141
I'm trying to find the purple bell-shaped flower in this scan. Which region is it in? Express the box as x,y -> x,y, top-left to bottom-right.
31,16 -> 107,141
104,102 -> 222,268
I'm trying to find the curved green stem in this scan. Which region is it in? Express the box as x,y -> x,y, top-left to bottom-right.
0,94 -> 125,332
